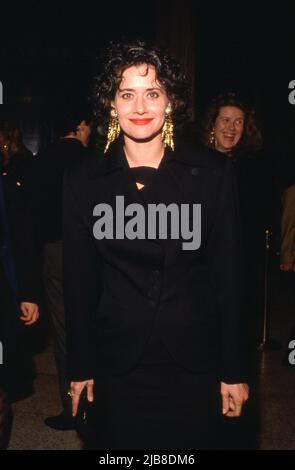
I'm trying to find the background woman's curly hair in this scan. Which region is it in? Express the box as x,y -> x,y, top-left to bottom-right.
201,92 -> 263,155
93,40 -> 191,132
0,121 -> 23,154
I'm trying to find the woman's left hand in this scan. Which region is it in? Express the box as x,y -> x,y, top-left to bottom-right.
220,382 -> 249,417
70,380 -> 94,417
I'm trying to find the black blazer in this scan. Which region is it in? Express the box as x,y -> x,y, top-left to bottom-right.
63,141 -> 248,383
32,138 -> 90,244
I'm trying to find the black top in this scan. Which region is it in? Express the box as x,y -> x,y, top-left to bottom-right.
129,166 -> 157,188
129,165 -> 186,370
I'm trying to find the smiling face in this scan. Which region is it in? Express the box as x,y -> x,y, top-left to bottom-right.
213,106 -> 245,153
112,64 -> 170,143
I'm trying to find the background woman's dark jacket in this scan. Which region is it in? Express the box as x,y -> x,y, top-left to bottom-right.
0,169 -> 37,401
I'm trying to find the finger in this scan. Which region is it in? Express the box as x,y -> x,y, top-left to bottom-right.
226,396 -> 236,418
20,315 -> 28,321
21,307 -> 33,318
235,402 -> 243,416
87,382 -> 94,402
71,392 -> 81,416
224,396 -> 236,417
227,404 -> 243,417
24,317 -> 35,325
225,410 -> 238,417
31,311 -> 39,322
21,315 -> 33,324
23,311 -> 33,321
20,307 -> 29,317
229,396 -> 236,411
227,396 -> 243,417
27,311 -> 39,324
221,392 -> 230,415
24,311 -> 39,325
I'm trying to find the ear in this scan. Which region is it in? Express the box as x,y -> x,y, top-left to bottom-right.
77,120 -> 85,131
110,101 -> 118,116
165,103 -> 172,114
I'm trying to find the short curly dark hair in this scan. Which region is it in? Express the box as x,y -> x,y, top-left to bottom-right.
201,92 -> 263,155
93,40 -> 191,132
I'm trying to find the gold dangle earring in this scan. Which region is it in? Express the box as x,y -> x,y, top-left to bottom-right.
104,108 -> 121,153
209,129 -> 215,146
162,109 -> 174,151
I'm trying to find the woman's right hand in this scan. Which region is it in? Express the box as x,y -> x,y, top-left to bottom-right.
280,262 -> 294,272
69,379 -> 94,416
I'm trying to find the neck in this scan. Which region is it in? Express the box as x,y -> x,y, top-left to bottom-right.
215,143 -> 234,156
123,134 -> 164,168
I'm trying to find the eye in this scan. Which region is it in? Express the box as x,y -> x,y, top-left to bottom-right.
147,91 -> 159,99
235,119 -> 244,126
121,93 -> 133,100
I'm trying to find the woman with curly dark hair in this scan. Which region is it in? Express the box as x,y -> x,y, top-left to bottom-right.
63,41 -> 249,449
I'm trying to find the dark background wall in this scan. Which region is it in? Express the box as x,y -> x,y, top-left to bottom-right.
0,0 -> 294,177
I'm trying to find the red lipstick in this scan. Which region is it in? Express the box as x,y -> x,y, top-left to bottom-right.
129,119 -> 153,126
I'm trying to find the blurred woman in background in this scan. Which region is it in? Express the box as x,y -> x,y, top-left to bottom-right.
202,92 -> 272,345
202,92 -> 274,449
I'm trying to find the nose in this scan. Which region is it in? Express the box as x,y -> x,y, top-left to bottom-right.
135,94 -> 146,114
227,120 -> 235,131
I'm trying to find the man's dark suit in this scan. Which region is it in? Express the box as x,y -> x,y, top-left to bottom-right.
63,141 -> 248,384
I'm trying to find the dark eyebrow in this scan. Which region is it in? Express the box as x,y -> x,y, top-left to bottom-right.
118,88 -> 134,92
118,87 -> 162,92
220,115 -> 244,119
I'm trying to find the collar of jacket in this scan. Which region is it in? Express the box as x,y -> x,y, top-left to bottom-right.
90,139 -> 213,180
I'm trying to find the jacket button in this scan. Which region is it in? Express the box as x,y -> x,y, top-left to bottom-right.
191,168 -> 199,176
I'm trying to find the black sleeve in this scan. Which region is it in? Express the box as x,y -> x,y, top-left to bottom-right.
63,170 -> 103,382
13,201 -> 41,304
4,159 -> 41,305
208,158 -> 249,384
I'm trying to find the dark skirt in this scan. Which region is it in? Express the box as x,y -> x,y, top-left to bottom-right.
91,363 -> 221,450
